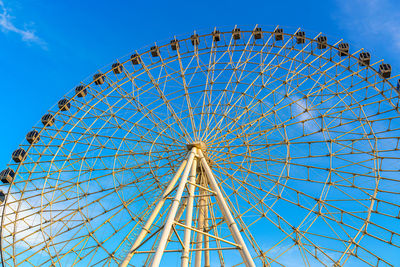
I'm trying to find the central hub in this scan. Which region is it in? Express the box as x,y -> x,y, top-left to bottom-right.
186,141 -> 212,171
186,141 -> 207,152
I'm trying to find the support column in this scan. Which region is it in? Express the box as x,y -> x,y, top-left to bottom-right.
119,154 -> 189,267
195,173 -> 206,267
204,196 -> 210,267
198,150 -> 256,267
150,148 -> 197,267
168,198 -> 188,241
181,157 -> 197,267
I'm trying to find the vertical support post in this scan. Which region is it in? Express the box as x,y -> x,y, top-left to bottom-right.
195,173 -> 206,267
181,157 -> 197,267
168,198 -> 188,241
204,196 -> 210,267
150,148 -> 197,267
119,156 -> 189,267
198,150 -> 256,267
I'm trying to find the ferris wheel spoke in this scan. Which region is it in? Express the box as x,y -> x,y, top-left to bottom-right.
201,30 -> 281,140
216,41 -> 323,134
205,50 -> 291,142
174,48 -> 200,141
220,28 -> 261,116
198,149 -> 256,267
7,179 -> 153,247
139,59 -> 193,142
206,66 -> 320,145
118,154 -> 190,267
210,154 -> 384,237
3,162 -> 179,246
100,83 -> 188,146
251,192 -> 336,265
207,93 -> 369,154
212,172 -> 272,266
212,150 -> 380,195
202,46 -> 253,140
210,74 -> 335,147
21,152 -> 183,199
199,32 -> 220,141
206,198 -> 226,266
312,206 -> 386,266
12,189 -> 157,266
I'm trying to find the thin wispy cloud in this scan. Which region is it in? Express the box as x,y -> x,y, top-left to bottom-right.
334,0 -> 400,52
0,0 -> 46,48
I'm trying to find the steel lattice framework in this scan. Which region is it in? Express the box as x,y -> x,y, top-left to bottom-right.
1,25 -> 400,266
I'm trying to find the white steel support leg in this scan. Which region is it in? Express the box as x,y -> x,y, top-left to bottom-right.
195,173 -> 206,267
119,155 -> 189,267
203,196 -> 210,267
198,150 -> 256,267
150,148 -> 197,267
168,198 -> 188,241
181,157 -> 197,267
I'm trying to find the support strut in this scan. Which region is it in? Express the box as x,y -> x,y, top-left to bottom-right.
198,150 -> 256,267
119,152 -> 191,267
181,156 -> 197,267
150,148 -> 197,267
119,147 -> 256,267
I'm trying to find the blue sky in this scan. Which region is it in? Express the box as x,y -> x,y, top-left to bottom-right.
1,1 -> 400,265
1,0 -> 400,166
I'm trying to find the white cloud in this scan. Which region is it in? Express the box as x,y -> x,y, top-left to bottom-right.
2,192 -> 44,249
291,96 -> 320,133
334,0 -> 400,50
0,0 -> 46,48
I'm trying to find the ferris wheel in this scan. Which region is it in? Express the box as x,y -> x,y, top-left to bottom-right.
1,25 -> 400,266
